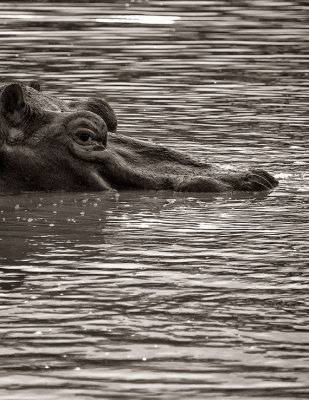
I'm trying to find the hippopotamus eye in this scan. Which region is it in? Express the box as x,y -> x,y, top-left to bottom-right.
78,132 -> 90,142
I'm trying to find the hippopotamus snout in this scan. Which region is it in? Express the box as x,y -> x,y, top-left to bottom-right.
240,169 -> 279,191
173,168 -> 278,192
219,168 -> 279,192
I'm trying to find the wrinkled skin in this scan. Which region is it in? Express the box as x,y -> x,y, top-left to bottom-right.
0,82 -> 278,194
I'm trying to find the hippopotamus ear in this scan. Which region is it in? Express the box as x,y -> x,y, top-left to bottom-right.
0,83 -> 27,125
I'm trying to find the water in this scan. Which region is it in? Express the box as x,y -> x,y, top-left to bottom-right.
0,1 -> 308,399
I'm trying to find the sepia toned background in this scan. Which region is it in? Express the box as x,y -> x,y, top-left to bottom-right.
0,1 -> 308,399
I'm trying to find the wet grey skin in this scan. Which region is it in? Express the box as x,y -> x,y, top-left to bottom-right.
0,82 -> 278,194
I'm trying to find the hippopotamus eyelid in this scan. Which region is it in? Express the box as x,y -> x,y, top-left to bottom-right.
93,145 -> 105,151
70,118 -> 101,131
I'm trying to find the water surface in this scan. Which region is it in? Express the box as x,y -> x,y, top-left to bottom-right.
0,1 -> 308,399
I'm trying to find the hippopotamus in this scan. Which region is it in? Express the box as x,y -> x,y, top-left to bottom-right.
0,81 -> 278,194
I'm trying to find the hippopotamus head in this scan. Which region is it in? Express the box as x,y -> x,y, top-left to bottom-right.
0,82 -> 278,194
1,83 -> 108,148
0,82 -> 118,191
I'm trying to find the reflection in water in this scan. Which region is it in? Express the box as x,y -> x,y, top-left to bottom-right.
0,1 -> 308,399
96,15 -> 181,24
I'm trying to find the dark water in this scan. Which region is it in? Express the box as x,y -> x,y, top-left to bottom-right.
0,1 -> 308,399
